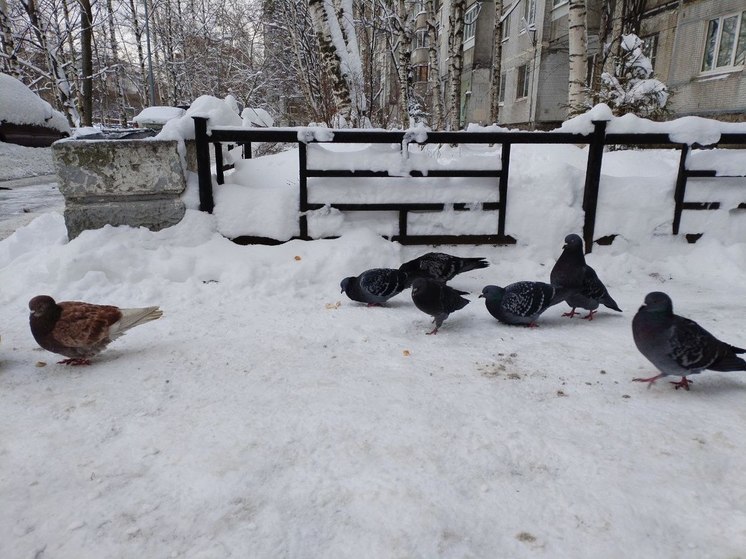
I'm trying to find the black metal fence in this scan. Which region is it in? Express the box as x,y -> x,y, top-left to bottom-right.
193,116 -> 746,253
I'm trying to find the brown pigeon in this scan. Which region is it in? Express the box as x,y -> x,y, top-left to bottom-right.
29,295 -> 163,365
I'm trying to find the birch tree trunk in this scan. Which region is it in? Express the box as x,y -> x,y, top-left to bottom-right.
395,0 -> 413,127
489,0 -> 504,123
0,0 -> 20,76
425,0 -> 443,129
335,0 -> 368,126
447,0 -> 465,130
308,0 -> 353,125
567,0 -> 588,114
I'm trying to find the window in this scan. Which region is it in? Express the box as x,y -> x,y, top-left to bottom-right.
641,33 -> 658,71
552,0 -> 568,6
516,64 -> 530,99
523,0 -> 536,25
414,65 -> 429,83
415,29 -> 430,49
499,72 -> 506,103
501,10 -> 511,41
464,3 -> 481,42
701,11 -> 746,72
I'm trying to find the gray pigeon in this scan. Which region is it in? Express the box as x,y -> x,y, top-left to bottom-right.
411,277 -> 470,334
549,233 -> 621,320
632,291 -> 746,390
29,295 -> 163,365
480,282 -> 565,327
340,268 -> 408,306
400,252 -> 489,287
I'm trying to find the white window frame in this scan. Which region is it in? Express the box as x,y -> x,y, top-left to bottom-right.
522,0 -> 536,26
415,29 -> 429,50
701,11 -> 746,73
501,10 -> 511,41
463,3 -> 482,43
516,64 -> 530,99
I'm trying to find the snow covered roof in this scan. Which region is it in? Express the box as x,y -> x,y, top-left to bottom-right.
0,73 -> 71,134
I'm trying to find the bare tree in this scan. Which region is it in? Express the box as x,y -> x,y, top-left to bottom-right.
425,0 -> 443,129
79,0 -> 93,125
489,0 -> 504,124
447,0 -> 465,130
567,0 -> 587,114
0,0 -> 20,76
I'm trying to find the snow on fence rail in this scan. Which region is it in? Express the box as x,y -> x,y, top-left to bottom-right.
192,116 -> 746,253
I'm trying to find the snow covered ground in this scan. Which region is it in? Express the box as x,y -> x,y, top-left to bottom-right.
2,107 -> 746,557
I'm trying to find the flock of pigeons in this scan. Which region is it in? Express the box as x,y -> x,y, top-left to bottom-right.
340,233 -> 746,391
25,234 -> 745,391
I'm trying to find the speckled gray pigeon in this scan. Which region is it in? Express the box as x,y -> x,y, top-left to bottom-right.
411,278 -> 470,334
549,233 -> 621,320
632,292 -> 746,390
340,268 -> 408,306
400,252 -> 489,287
480,282 -> 565,327
29,295 -> 163,365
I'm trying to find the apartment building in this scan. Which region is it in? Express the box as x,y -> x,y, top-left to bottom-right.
437,0 -> 746,128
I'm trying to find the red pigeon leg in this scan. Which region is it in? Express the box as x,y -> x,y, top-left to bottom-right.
562,308 -> 578,318
58,358 -> 92,366
632,373 -> 666,388
670,376 -> 693,391
582,310 -> 597,320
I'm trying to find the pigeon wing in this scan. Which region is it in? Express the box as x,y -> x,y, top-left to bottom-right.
667,317 -> 720,371
55,302 -> 122,348
441,285 -> 470,313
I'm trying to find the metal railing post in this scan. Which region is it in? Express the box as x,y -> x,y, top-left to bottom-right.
672,144 -> 689,235
582,120 -> 608,254
298,142 -> 309,239
193,116 -> 214,213
498,143 -> 511,239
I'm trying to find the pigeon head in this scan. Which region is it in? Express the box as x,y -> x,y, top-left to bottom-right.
410,277 -> 428,296
479,285 -> 505,302
639,291 -> 673,314
29,295 -> 58,318
563,234 -> 583,250
340,277 -> 353,294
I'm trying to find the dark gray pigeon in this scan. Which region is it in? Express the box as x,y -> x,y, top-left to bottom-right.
400,252 -> 489,287
549,233 -> 621,320
480,282 -> 565,327
411,277 -> 470,334
340,268 -> 408,306
632,291 -> 746,390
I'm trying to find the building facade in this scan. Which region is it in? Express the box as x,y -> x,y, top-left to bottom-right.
436,0 -> 746,128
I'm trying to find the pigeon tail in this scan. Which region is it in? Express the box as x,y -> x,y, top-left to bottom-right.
601,293 -> 622,312
110,306 -> 163,338
457,258 -> 490,274
709,353 -> 746,372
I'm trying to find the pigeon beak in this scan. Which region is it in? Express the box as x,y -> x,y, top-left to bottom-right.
478,294 -> 485,298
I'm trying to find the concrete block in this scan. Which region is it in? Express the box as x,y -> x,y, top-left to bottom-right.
52,139 -> 187,238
